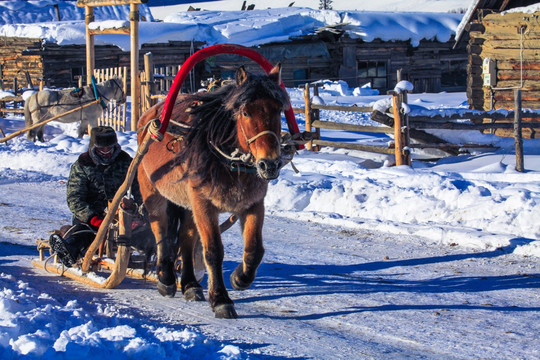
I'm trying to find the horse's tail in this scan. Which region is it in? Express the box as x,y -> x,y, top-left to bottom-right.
24,97 -> 32,127
24,96 -> 35,141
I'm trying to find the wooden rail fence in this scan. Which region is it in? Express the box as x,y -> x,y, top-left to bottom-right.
299,83 -> 540,172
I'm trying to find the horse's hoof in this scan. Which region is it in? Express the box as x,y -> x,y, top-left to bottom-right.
214,304 -> 238,319
184,287 -> 205,302
230,269 -> 251,291
157,281 -> 177,298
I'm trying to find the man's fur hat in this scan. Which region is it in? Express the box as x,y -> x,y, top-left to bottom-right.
89,126 -> 117,149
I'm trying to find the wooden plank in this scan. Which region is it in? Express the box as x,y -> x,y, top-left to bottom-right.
312,139 -> 395,155
0,108 -> 25,114
480,47 -> 540,59
77,0 -> 147,6
410,120 -> 540,130
311,104 -> 373,113
312,120 -> 392,134
409,111 -> 540,122
482,39 -> 540,50
481,11 -> 540,26
88,27 -> 130,35
497,69 -> 540,81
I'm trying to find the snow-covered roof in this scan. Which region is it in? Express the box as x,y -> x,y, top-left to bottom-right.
0,6 -> 463,51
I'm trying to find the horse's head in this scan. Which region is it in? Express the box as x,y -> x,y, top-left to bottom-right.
104,78 -> 126,104
226,64 -> 289,180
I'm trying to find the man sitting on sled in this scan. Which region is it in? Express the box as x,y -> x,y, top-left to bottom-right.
49,126 -> 142,267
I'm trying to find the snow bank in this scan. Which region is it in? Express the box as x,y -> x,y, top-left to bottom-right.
0,272 -> 242,359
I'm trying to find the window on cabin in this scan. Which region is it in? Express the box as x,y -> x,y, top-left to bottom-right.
293,69 -> 308,87
71,67 -> 85,86
441,60 -> 467,89
221,70 -> 235,80
358,61 -> 387,91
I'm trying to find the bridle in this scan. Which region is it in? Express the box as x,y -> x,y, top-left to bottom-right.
210,114 -> 282,172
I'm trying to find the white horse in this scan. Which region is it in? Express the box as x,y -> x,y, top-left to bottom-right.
24,78 -> 125,142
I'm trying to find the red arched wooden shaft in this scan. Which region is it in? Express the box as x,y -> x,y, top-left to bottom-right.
157,43 -> 299,138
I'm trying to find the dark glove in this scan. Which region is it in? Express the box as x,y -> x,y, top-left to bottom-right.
90,216 -> 103,229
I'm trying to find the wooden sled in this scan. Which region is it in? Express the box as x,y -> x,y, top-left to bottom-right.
32,201 -> 236,290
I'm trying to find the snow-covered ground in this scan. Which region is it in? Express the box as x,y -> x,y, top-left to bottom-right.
0,81 -> 539,359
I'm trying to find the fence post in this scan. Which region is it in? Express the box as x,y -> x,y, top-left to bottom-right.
304,83 -> 313,151
313,85 -> 321,151
143,53 -> 155,113
514,89 -> 524,172
391,91 -> 404,166
397,69 -> 411,165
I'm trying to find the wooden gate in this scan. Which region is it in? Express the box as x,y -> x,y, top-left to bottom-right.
94,67 -> 128,131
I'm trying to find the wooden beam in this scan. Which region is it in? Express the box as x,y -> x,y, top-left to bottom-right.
311,103 -> 373,113
85,6 -> 95,85
312,140 -> 395,155
88,27 -> 130,35
77,0 -> 147,7
312,120 -> 392,134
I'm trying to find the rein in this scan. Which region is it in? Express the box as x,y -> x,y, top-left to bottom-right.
91,75 -> 108,109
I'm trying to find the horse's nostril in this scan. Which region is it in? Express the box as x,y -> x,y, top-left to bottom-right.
258,160 -> 268,172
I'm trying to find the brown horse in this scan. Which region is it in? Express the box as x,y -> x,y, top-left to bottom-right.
137,64 -> 290,318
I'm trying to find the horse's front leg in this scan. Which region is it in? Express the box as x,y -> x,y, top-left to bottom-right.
190,190 -> 236,318
231,201 -> 265,291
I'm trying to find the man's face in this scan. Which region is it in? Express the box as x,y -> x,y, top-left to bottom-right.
96,145 -> 114,158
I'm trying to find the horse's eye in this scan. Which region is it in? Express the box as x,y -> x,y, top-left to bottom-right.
242,111 -> 249,118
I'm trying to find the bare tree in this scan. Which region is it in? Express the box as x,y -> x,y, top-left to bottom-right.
319,0 -> 333,10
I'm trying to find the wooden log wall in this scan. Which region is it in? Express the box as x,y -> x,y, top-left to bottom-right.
467,10 -> 540,138
352,38 -> 467,93
0,37 -> 43,92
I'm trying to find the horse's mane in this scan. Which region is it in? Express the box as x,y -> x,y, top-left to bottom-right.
175,72 -> 289,186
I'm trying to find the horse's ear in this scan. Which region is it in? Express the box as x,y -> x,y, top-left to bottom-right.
268,63 -> 282,84
235,66 -> 249,86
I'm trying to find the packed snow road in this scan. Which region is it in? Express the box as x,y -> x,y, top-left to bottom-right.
1,180 -> 538,359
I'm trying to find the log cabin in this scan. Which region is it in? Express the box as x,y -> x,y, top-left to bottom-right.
1,4 -> 468,96
455,0 -> 540,138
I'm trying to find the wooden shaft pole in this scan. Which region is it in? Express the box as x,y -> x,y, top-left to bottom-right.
0,99 -> 99,143
514,89 -> 524,172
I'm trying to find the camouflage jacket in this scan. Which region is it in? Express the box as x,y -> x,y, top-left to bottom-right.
66,150 -> 141,223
